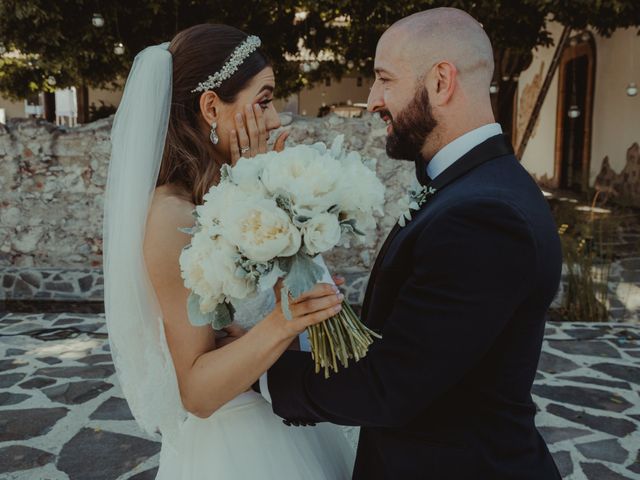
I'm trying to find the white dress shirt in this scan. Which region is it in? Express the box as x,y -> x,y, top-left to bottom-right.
427,123 -> 502,180
258,122 -> 504,404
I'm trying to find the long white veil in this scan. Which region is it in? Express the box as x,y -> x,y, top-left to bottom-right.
103,42 -> 186,443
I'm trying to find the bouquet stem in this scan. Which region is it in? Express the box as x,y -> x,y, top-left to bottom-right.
306,301 -> 381,378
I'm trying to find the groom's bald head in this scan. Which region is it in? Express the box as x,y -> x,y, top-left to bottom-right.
383,7 -> 494,91
368,7 -> 497,162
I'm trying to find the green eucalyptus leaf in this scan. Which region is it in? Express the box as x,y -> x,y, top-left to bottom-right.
293,214 -> 311,228
220,164 -> 232,183
187,292 -> 213,327
187,293 -> 234,330
275,195 -> 295,217
178,226 -> 199,235
211,302 -> 235,330
258,261 -> 285,291
282,252 -> 324,300
340,218 -> 365,236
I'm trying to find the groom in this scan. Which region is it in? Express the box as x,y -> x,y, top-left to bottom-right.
255,7 -> 562,479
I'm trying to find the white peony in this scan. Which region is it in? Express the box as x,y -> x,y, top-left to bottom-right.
221,197 -> 301,262
182,135 -> 386,317
196,179 -> 267,230
338,151 -> 386,220
347,209 -> 378,234
302,213 -> 342,255
230,156 -> 268,195
208,237 -> 254,300
179,232 -> 224,310
260,145 -> 342,213
179,231 -> 254,312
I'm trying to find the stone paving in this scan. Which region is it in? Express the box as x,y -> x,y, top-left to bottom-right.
3,259 -> 640,322
0,269 -> 104,302
1,312 -> 639,479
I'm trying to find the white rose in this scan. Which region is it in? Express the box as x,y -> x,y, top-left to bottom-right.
260,145 -> 342,212
221,198 -> 301,262
302,213 -> 342,255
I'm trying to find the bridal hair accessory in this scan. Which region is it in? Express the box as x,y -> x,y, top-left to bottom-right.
210,121 -> 219,145
191,35 -> 261,93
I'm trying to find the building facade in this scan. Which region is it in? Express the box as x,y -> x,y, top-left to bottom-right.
516,23 -> 640,203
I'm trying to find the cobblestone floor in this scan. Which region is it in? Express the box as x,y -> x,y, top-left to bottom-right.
1,313 -> 639,479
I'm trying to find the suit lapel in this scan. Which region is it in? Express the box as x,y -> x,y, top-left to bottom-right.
361,134 -> 514,323
360,222 -> 402,321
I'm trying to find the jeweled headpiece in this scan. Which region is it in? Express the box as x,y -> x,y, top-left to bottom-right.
191,35 -> 262,93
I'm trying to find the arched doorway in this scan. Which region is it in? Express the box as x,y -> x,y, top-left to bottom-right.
554,34 -> 596,193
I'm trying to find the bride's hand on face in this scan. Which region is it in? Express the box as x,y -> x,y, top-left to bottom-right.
229,103 -> 289,163
268,281 -> 344,339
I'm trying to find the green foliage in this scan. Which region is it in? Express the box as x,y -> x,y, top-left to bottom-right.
549,0 -> 640,36
187,292 -> 235,330
0,0 -> 638,101
551,200 -> 617,322
0,56 -> 49,100
0,54 -> 74,100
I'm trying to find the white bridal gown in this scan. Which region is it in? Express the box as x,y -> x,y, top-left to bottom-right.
155,292 -> 356,479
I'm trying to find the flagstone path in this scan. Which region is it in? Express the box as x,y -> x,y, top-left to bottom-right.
1,313 -> 639,479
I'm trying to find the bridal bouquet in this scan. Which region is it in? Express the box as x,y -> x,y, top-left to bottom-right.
179,135 -> 385,377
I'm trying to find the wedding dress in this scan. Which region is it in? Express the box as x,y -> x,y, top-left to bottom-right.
103,43 -> 355,480
155,292 -> 355,479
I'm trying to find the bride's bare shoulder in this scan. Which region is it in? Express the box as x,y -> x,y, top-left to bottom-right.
144,185 -> 196,266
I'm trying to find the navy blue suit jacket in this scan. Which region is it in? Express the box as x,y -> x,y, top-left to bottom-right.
267,135 -> 563,479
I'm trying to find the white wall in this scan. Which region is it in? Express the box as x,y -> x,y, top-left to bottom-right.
517,23 -> 640,187
591,27 -> 640,182
517,21 -> 565,181
0,84 -> 124,123
1,75 -> 371,122
298,74 -> 373,117
0,97 -> 27,122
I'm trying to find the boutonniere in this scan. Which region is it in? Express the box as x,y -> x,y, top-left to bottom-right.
398,184 -> 437,227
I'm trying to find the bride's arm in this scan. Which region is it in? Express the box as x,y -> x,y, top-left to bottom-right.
144,196 -> 342,419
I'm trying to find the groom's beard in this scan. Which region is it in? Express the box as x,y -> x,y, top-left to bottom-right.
384,86 -> 438,161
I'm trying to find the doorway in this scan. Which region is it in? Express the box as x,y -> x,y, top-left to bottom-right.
554,35 -> 596,193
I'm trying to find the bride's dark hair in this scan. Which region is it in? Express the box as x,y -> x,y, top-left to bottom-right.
158,24 -> 270,205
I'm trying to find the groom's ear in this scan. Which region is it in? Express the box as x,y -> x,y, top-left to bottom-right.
199,90 -> 220,125
429,61 -> 457,106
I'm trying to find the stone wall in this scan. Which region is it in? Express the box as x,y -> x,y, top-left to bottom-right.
594,143 -> 640,206
0,114 -> 413,304
2,115 -> 639,321
0,118 -> 112,269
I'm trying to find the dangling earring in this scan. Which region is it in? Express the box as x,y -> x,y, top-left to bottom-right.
209,121 -> 219,145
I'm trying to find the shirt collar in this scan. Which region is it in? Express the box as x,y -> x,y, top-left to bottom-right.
426,123 -> 503,180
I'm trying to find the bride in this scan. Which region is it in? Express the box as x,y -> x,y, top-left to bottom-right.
103,24 -> 355,479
